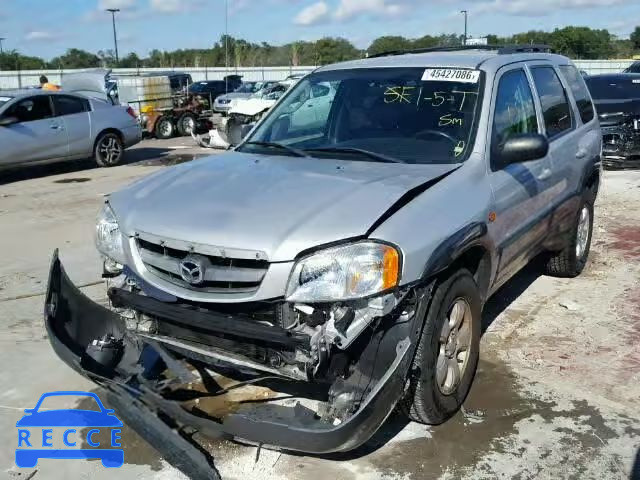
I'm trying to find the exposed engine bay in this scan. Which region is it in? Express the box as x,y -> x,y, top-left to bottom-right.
46,250 -> 432,456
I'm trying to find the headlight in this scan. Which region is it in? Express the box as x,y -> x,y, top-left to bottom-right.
95,202 -> 125,264
286,242 -> 400,303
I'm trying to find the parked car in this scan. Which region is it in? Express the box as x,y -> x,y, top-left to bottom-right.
188,80 -> 230,100
213,81 -> 278,114
0,90 -> 141,169
45,46 -> 601,467
219,80 -> 298,145
585,73 -> 640,168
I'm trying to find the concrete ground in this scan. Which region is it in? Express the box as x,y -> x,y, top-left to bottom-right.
1,138 -> 639,480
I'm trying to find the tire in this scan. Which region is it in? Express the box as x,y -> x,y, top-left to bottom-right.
400,269 -> 481,425
545,196 -> 593,278
94,132 -> 124,167
155,117 -> 175,139
177,112 -> 197,136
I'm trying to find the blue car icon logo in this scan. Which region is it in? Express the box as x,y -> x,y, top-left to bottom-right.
15,391 -> 123,468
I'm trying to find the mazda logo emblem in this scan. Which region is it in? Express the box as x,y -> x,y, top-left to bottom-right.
179,256 -> 206,285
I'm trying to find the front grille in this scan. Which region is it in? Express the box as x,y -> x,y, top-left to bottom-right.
136,237 -> 269,294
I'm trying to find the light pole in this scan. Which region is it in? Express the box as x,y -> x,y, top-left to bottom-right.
460,10 -> 468,45
224,0 -> 229,92
106,8 -> 120,63
0,37 -> 5,55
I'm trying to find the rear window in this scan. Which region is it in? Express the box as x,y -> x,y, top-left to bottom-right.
586,76 -> 640,100
624,62 -> 640,74
531,67 -> 573,138
559,65 -> 594,124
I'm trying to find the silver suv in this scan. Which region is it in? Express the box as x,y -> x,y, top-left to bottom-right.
45,45 -> 601,467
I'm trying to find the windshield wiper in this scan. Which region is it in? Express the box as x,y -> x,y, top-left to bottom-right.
304,147 -> 405,164
244,141 -> 310,158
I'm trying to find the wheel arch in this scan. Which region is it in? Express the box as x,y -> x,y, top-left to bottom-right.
581,155 -> 601,200
419,222 -> 493,302
93,128 -> 124,153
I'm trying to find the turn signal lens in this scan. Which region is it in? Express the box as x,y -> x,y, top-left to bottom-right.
382,246 -> 399,290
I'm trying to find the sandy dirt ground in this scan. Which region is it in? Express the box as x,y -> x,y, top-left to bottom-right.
0,140 -> 638,480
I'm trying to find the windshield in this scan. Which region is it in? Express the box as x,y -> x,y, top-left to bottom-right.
0,96 -> 13,108
236,82 -> 259,93
240,67 -> 483,164
586,76 -> 640,100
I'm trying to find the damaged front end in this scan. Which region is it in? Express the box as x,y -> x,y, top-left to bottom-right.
45,249 -> 432,458
599,112 -> 640,168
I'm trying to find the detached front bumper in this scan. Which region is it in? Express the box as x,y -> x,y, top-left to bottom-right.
44,250 -> 429,461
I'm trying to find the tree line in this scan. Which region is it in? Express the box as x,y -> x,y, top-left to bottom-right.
1,26 -> 639,71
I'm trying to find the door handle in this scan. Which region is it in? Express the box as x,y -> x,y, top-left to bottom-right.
576,149 -> 587,159
49,124 -> 60,129
537,168 -> 552,181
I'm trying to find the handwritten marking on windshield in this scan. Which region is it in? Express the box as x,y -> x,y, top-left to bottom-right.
439,114 -> 464,127
384,86 -> 415,104
451,90 -> 478,111
454,140 -> 466,157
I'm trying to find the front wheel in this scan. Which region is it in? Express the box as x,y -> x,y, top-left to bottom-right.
400,269 -> 481,425
545,197 -> 593,277
94,132 -> 124,167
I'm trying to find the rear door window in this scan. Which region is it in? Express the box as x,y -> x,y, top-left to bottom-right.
559,65 -> 594,124
53,95 -> 89,116
531,67 -> 573,138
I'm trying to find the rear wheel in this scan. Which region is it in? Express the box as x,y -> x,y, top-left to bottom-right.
155,117 -> 175,139
94,132 -> 124,167
400,269 -> 481,424
545,197 -> 593,277
177,112 -> 197,136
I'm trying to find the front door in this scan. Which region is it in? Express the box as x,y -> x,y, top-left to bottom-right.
486,65 -> 554,287
0,95 -> 67,167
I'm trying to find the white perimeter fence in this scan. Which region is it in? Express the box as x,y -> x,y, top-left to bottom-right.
0,60 -> 634,90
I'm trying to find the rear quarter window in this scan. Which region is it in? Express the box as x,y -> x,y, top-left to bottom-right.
559,65 -> 594,124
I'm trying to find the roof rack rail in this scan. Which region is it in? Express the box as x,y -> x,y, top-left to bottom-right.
368,44 -> 552,59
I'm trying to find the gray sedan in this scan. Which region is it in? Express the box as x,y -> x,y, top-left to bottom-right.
0,90 -> 142,170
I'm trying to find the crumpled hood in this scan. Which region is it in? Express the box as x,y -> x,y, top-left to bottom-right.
216,92 -> 251,102
109,152 -> 457,261
230,98 -> 276,116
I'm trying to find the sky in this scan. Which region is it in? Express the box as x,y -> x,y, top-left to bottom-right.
0,0 -> 638,60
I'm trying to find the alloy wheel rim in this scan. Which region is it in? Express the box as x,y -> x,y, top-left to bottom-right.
98,136 -> 122,165
436,298 -> 472,395
575,206 -> 591,260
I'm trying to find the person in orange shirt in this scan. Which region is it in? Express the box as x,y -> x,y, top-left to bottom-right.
39,75 -> 61,91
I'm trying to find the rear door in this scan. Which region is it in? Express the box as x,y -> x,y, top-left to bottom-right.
0,95 -> 67,167
52,95 -> 92,157
487,65 -> 555,285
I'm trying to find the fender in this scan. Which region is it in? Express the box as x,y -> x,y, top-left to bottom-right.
420,222 -> 491,280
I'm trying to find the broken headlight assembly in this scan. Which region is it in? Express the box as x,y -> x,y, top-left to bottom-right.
95,202 -> 125,273
285,241 -> 400,303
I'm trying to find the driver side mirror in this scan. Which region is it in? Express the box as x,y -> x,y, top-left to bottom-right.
495,133 -> 549,166
0,115 -> 19,127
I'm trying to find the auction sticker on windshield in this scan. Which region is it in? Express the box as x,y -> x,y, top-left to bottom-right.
422,69 -> 480,83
